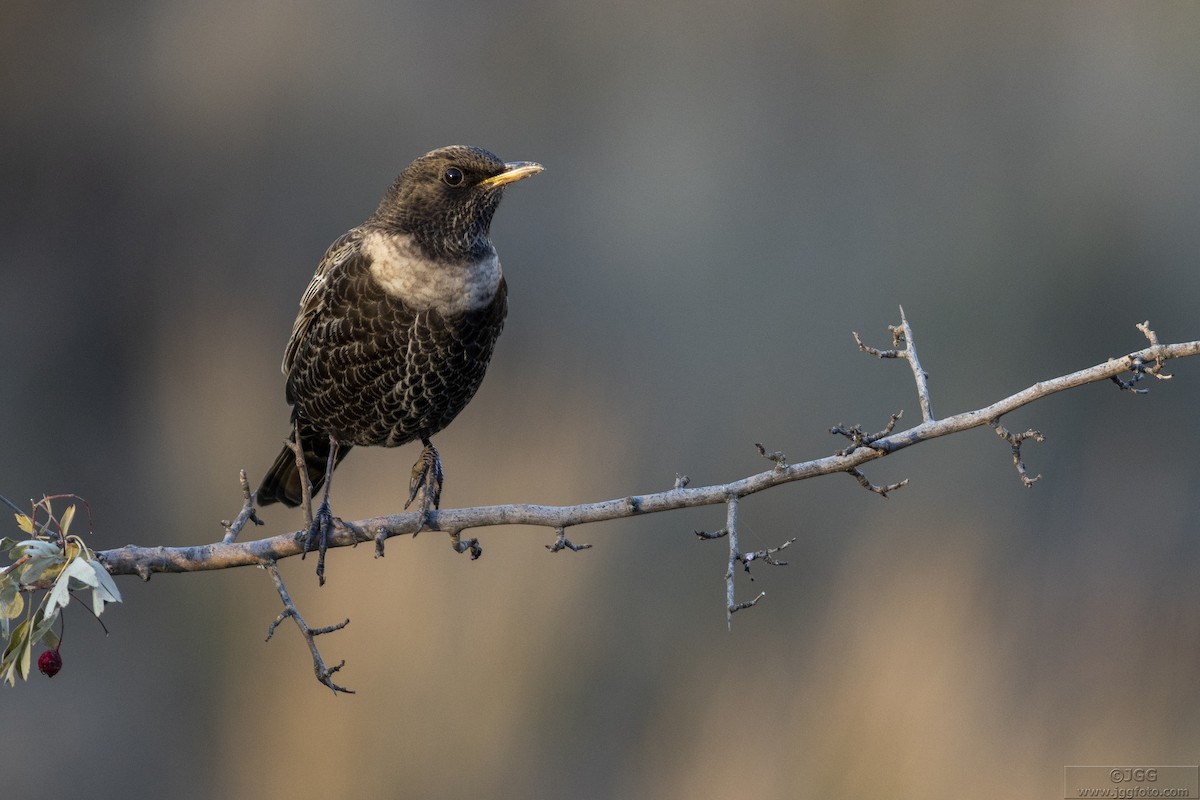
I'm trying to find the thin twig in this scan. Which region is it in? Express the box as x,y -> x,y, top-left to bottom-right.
694,527 -> 728,540
221,470 -> 263,544
831,412 -> 907,494
705,496 -> 785,624
846,468 -> 909,497
830,411 -> 903,456
448,530 -> 482,560
755,443 -> 788,470
729,592 -> 767,613
545,527 -> 592,553
263,561 -> 352,695
723,496 -> 741,627
992,422 -> 1045,487
854,306 -> 934,422
737,537 -> 797,575
898,307 -> 934,423
1112,321 -> 1175,392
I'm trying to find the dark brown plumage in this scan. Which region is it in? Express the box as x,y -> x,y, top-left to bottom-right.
257,145 -> 542,509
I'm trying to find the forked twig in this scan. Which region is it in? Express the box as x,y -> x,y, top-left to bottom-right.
263,561 -> 352,695
221,470 -> 263,544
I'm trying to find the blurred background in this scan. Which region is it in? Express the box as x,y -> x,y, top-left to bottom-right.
3,1 -> 1199,797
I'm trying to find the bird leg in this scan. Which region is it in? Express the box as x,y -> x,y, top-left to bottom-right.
406,438 -> 444,520
290,422 -> 338,586
308,435 -> 340,586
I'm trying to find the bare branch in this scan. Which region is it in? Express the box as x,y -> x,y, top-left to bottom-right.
75,320 -> 1200,691
96,333 -> 1200,583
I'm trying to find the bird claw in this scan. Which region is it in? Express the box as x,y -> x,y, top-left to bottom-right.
302,497 -> 335,586
406,441 -> 444,518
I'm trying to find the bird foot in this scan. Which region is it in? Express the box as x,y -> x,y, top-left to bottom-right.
406,441 -> 444,519
302,497 -> 335,586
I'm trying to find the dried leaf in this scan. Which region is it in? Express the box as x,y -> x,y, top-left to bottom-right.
12,539 -> 64,585
89,559 -> 121,606
17,626 -> 31,681
12,540 -> 59,559
63,556 -> 98,589
30,609 -> 59,650
40,628 -> 60,652
0,582 -> 24,620
63,538 -> 82,561
2,617 -> 30,686
14,513 -> 33,535
45,565 -> 74,617
59,505 -> 75,536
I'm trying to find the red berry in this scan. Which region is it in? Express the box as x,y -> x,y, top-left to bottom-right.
37,649 -> 62,678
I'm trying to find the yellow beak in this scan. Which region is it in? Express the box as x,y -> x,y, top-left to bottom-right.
480,161 -> 544,188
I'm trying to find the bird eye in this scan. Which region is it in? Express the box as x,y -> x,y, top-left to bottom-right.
442,167 -> 464,186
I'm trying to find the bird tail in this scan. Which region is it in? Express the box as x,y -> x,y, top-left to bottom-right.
257,430 -> 353,508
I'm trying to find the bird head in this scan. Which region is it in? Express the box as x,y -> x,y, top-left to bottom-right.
374,145 -> 543,261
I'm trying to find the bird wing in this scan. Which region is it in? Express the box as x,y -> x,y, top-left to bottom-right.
282,230 -> 364,377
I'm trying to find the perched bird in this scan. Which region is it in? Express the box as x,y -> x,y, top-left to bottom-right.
257,145 -> 542,538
